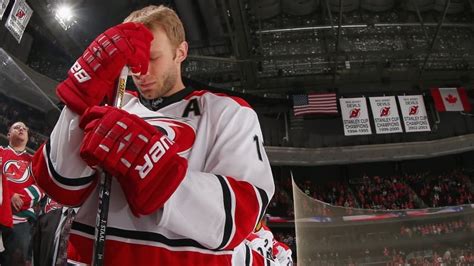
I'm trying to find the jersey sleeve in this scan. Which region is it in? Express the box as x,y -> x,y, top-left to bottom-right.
0,147 -> 13,228
159,100 -> 275,251
32,107 -> 97,206
18,183 -> 45,211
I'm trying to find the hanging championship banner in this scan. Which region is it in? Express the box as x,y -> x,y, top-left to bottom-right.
369,96 -> 403,134
0,0 -> 9,20
5,0 -> 32,43
398,95 -> 431,132
340,97 -> 372,136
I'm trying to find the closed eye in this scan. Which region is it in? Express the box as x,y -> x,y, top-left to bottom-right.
150,52 -> 162,61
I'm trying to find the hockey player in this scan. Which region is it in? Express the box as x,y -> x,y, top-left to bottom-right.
0,121 -> 44,266
246,218 -> 293,266
31,4 -> 274,265
246,219 -> 276,262
272,240 -> 293,266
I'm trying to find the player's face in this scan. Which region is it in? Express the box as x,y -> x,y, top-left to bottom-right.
8,122 -> 29,143
133,26 -> 188,100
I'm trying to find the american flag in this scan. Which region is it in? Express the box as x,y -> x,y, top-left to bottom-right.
292,93 -> 338,116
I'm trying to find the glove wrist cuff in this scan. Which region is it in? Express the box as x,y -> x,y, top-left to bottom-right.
57,81 -> 91,115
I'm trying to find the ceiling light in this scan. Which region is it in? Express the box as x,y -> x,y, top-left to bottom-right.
56,5 -> 73,21
54,5 -> 76,30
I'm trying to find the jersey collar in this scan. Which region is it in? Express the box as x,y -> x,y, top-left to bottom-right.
139,87 -> 194,111
7,145 -> 27,155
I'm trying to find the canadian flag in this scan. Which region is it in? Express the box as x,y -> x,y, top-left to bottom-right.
431,87 -> 471,112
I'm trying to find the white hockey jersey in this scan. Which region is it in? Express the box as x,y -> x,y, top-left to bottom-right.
273,240 -> 293,266
32,88 -> 275,265
246,224 -> 294,266
246,224 -> 275,261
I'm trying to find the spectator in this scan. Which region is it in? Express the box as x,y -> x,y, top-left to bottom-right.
0,121 -> 44,266
0,95 -> 50,149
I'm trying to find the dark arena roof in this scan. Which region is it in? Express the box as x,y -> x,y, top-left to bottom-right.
0,0 -> 472,99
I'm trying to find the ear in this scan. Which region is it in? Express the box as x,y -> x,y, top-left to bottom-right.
175,41 -> 188,63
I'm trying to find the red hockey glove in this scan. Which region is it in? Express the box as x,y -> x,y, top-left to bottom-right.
57,22 -> 153,115
79,106 -> 188,216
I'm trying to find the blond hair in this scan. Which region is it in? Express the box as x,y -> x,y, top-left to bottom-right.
124,5 -> 185,49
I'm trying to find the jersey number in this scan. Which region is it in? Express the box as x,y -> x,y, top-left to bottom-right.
253,135 -> 263,161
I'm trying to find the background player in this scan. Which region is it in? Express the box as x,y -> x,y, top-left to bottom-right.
246,217 -> 293,265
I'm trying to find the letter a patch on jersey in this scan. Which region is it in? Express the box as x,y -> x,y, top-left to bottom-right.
182,99 -> 201,117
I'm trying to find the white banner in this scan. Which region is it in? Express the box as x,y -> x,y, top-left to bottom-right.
369,96 -> 403,134
0,0 -> 9,20
340,97 -> 372,136
398,95 -> 431,132
5,0 -> 32,43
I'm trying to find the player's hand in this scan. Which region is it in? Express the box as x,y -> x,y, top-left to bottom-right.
79,106 -> 188,216
11,193 -> 25,212
57,22 -> 153,115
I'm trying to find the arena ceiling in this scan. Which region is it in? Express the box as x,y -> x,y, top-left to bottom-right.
26,0 -> 474,98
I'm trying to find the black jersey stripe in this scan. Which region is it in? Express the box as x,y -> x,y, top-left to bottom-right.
256,186 -> 269,224
71,222 -> 231,252
45,141 -> 95,187
215,174 -> 233,250
245,243 -> 251,266
71,221 -> 95,235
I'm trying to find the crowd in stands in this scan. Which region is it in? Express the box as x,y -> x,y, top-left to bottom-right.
268,169 -> 474,219
297,243 -> 474,266
383,244 -> 474,266
267,175 -> 294,217
405,170 -> 474,208
353,175 -> 416,210
400,220 -> 473,239
292,218 -> 473,250
305,180 -> 358,208
269,209 -> 473,264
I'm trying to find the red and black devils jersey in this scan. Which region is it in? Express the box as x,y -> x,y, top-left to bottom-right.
0,147 -> 13,228
1,146 -> 43,225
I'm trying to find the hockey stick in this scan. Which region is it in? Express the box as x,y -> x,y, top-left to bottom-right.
92,66 -> 129,266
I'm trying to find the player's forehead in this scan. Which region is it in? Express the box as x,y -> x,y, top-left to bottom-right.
151,26 -> 174,50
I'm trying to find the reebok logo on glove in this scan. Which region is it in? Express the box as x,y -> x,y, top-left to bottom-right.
71,62 -> 92,83
135,135 -> 174,179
